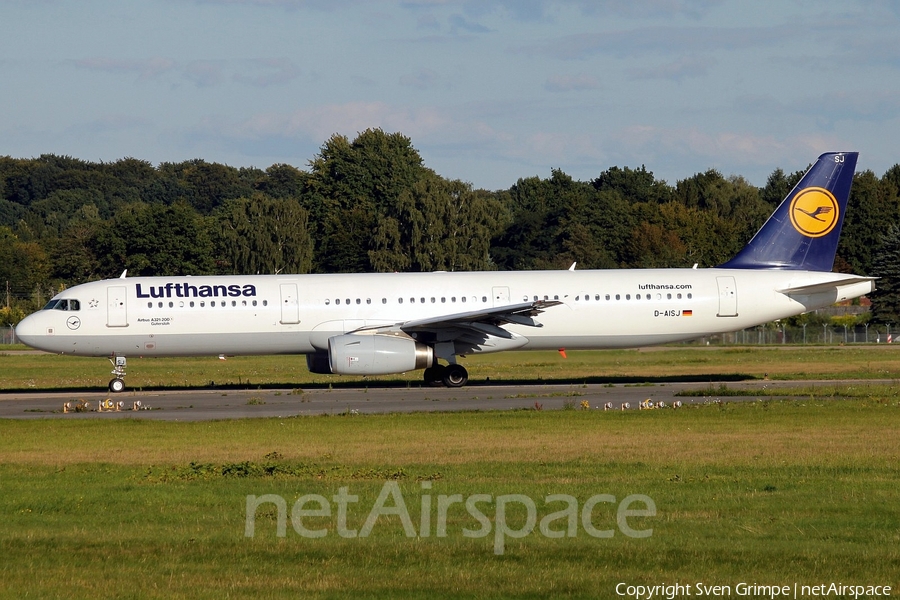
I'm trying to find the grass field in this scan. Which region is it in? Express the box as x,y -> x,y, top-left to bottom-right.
3,345 -> 900,391
1,347 -> 899,598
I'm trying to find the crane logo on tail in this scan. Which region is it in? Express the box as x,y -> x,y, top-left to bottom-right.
789,187 -> 839,238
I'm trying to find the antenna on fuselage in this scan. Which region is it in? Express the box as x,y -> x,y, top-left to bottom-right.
119,270 -> 128,279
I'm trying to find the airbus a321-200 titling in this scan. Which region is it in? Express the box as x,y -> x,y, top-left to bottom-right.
16,152 -> 875,392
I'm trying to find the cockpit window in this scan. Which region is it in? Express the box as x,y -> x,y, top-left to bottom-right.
42,299 -> 80,311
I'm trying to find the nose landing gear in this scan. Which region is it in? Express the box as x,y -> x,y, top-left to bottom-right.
108,356 -> 127,393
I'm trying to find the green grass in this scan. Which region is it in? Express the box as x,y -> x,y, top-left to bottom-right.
1,401 -> 899,598
3,345 -> 900,391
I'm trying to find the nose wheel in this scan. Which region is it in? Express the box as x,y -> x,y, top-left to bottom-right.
108,356 -> 127,393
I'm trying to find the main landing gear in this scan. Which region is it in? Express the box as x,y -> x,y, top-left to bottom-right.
422,363 -> 469,388
108,356 -> 127,393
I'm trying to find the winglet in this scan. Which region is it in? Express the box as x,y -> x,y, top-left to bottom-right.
719,152 -> 858,271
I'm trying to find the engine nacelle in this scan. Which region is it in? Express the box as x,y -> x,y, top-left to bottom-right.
328,334 -> 433,376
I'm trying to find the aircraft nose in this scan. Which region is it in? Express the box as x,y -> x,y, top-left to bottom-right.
15,312 -> 50,350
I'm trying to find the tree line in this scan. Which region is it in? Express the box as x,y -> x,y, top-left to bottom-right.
2,128 -> 900,326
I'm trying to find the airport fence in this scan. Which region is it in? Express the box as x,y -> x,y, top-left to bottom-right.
696,324 -> 894,346
1,326 -> 17,345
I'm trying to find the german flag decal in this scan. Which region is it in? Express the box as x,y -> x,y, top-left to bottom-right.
683,310 -> 693,316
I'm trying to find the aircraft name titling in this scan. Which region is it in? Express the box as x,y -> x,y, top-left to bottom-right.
136,283 -> 257,299
638,283 -> 693,290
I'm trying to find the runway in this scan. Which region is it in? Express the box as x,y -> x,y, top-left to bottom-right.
0,379 -> 875,420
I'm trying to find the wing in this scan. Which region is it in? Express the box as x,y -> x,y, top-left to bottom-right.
352,300 -> 564,354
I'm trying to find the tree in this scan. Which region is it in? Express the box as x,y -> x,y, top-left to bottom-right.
593,164 -> 672,204
369,175 -> 503,272
51,204 -> 103,282
839,171 -> 892,275
90,202 -> 214,277
215,194 -> 314,275
870,225 -> 900,325
306,129 -> 432,272
0,226 -> 50,306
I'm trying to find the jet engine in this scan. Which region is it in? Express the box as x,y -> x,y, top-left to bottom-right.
327,334 -> 433,376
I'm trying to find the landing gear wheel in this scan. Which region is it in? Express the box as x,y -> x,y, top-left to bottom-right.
442,364 -> 468,388
423,365 -> 446,387
109,378 -> 126,393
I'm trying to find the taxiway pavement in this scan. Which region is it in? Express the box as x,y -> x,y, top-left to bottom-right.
0,379 -> 876,421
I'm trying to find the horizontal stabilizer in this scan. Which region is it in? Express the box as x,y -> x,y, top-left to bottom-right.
777,276 -> 876,296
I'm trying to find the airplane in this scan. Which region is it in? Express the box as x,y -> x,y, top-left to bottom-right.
15,151 -> 875,393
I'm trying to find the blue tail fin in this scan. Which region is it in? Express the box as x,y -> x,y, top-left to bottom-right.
719,152 -> 858,271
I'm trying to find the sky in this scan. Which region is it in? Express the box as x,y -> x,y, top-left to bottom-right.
1,0 -> 899,191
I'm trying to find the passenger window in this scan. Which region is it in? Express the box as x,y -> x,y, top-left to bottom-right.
636,294 -> 641,300
200,301 -> 206,307
399,298 -> 404,304
158,302 -> 163,308
169,302 -> 174,308
687,293 -> 693,299
366,298 -> 371,305
482,296 -> 488,303
191,301 -> 195,307
263,300 -> 268,306
605,295 -> 610,301
147,302 -> 152,308
336,299 -> 341,305
411,298 -> 416,303
615,294 -> 620,300
382,298 -> 387,304
252,300 -> 257,307
677,293 -> 682,299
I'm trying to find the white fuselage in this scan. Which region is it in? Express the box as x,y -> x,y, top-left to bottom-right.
15,268 -> 873,358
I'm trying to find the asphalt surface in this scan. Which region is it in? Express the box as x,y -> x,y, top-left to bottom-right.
0,379 -> 878,421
